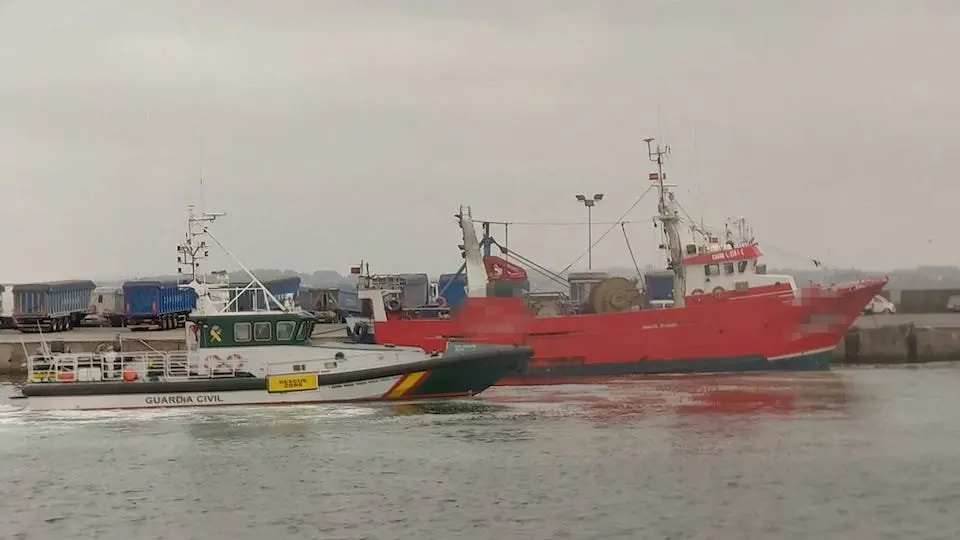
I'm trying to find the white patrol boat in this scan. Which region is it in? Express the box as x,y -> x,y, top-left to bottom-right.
9,206 -> 532,411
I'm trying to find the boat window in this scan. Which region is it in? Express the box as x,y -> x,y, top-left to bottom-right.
705,264 -> 720,276
234,322 -> 251,342
295,321 -> 308,340
724,262 -> 735,275
253,321 -> 272,341
276,321 -> 296,341
738,260 -> 748,273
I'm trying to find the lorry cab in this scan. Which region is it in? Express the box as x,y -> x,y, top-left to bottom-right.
0,284 -> 13,329
863,295 -> 896,314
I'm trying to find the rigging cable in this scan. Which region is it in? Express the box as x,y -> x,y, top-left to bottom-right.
489,240 -> 569,289
559,184 -> 655,275
621,222 -> 644,280
671,198 -> 830,270
475,219 -> 655,227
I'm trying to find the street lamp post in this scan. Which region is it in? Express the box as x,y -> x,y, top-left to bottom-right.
575,193 -> 603,269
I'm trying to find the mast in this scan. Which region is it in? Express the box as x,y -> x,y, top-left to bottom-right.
176,205 -> 287,314
177,205 -> 218,283
644,137 -> 686,307
457,205 -> 488,298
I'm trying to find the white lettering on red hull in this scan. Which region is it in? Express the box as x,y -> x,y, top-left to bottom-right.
709,248 -> 744,261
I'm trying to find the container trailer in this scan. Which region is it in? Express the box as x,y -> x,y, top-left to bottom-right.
83,286 -> 125,327
298,284 -> 359,323
122,280 -> 197,331
437,273 -> 468,308
0,284 -> 13,329
228,276 -> 301,311
13,280 -> 97,332
643,271 -> 675,308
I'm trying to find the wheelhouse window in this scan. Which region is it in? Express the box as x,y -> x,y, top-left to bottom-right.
738,260 -> 748,273
276,321 -> 296,341
253,321 -> 272,341
705,264 -> 720,276
234,322 -> 251,342
295,321 -> 308,340
724,262 -> 735,275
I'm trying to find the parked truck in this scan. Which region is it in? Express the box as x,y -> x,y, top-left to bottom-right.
13,280 -> 97,332
122,280 -> 197,331
0,284 -> 14,329
437,273 -> 467,308
82,286 -> 125,327
229,276 -> 301,311
298,284 -> 359,323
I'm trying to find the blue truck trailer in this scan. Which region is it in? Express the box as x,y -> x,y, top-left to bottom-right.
13,280 -> 97,333
643,271 -> 675,307
229,276 -> 301,311
122,280 -> 198,331
437,273 -> 468,308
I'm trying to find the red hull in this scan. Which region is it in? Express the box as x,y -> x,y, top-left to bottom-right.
370,279 -> 886,383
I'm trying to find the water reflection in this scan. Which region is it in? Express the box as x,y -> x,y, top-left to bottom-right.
484,372 -> 858,422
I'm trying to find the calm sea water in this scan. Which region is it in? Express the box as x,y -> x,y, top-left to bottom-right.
1,366 -> 959,540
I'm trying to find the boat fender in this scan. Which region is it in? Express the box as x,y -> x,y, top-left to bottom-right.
354,323 -> 369,339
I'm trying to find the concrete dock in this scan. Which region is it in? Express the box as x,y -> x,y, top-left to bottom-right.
834,314 -> 960,364
2,314 -> 960,374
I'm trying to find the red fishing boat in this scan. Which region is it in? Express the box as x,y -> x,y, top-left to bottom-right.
350,139 -> 886,384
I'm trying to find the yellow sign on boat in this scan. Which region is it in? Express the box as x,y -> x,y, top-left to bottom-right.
267,373 -> 319,393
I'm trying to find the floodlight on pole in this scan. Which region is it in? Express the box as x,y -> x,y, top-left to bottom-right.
575,193 -> 604,269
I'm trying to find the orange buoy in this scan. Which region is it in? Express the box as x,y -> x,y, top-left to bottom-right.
122,370 -> 138,382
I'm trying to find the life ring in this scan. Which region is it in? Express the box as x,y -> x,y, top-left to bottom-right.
386,299 -> 402,312
690,289 -> 704,295
436,296 -> 448,308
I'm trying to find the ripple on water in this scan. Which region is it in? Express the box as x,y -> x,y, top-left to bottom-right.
2,370 -> 960,539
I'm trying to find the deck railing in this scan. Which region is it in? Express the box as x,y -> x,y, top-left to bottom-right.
25,351 -> 245,383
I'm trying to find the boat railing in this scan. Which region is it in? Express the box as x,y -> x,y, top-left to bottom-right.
26,350 -> 245,383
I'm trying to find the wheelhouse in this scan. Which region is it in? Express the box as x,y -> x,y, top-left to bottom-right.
189,311 -> 317,349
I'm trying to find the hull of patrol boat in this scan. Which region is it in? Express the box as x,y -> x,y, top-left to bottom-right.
13,344 -> 532,411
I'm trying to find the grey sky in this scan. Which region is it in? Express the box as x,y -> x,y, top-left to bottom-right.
1,0 -> 957,282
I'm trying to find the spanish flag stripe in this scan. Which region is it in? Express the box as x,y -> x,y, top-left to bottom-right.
385,371 -> 428,399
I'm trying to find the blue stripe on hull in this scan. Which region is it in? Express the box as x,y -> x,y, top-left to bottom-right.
517,350 -> 834,379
